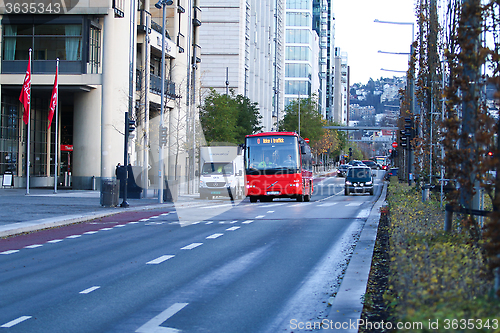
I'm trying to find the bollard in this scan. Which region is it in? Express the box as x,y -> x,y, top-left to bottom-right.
444,207 -> 452,232
422,187 -> 429,202
91,176 -> 96,191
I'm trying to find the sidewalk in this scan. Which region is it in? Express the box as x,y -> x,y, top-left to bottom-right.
0,188 -> 188,238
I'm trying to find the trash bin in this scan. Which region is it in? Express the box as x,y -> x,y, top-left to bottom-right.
101,178 -> 119,207
163,179 -> 179,202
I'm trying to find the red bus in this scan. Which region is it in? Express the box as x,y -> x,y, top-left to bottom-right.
244,132 -> 313,202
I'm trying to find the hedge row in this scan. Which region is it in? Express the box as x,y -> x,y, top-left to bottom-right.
363,181 -> 500,333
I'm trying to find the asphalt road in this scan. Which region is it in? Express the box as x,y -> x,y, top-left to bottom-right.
0,172 -> 384,333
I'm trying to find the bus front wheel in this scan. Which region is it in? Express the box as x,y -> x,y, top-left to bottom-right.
249,196 -> 258,203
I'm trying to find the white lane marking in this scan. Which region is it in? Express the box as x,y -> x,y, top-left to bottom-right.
1,250 -> 19,255
136,303 -> 189,333
100,227 -> 113,231
206,233 -> 223,239
346,202 -> 363,206
289,202 -> 313,207
147,255 -> 175,265
181,243 -> 203,250
191,221 -> 201,225
79,286 -> 100,294
114,224 -> 126,228
255,215 -> 265,219
139,218 -> 150,222
231,220 -> 238,224
67,235 -> 81,239
24,244 -> 43,249
1,316 -> 32,328
317,202 -> 338,207
150,216 -> 160,219
129,222 -> 140,224
226,226 -> 240,231
267,210 -> 275,213
83,231 -> 98,235
161,213 -> 170,216
47,239 -> 64,244
242,220 -> 254,224
205,221 -> 213,225
201,203 -> 234,209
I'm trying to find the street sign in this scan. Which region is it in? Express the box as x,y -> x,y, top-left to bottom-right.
392,142 -> 398,148
304,138 -> 310,143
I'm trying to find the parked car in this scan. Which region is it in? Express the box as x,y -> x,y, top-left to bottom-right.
384,167 -> 399,180
362,160 -> 381,170
345,166 -> 374,195
337,164 -> 351,177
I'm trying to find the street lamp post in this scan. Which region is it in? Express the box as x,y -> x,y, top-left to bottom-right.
155,0 -> 173,203
375,19 -> 415,185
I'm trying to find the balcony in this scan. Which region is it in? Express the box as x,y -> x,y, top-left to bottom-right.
137,10 -> 151,33
149,74 -> 176,98
193,6 -> 202,26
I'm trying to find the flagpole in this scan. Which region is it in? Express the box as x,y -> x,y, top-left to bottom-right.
26,49 -> 31,196
54,58 -> 59,194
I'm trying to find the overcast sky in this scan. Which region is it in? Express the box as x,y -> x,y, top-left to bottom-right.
332,0 -> 417,85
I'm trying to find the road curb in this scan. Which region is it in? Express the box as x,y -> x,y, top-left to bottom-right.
323,182 -> 388,332
0,202 -> 176,238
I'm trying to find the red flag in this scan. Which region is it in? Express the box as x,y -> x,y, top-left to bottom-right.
19,59 -> 31,125
48,65 -> 58,129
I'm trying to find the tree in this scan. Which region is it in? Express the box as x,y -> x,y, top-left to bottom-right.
234,94 -> 262,143
199,89 -> 262,145
277,96 -> 324,143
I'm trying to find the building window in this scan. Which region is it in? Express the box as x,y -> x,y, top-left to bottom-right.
0,97 -> 19,175
286,0 -> 311,10
285,80 -> 311,96
88,25 -> 101,74
2,24 -> 82,61
286,29 -> 311,44
285,46 -> 311,61
286,12 -> 311,27
285,63 -> 312,78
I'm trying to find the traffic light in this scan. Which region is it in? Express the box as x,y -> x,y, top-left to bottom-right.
160,126 -> 167,145
399,130 -> 407,148
349,147 -> 352,157
128,119 -> 136,133
404,117 -> 414,139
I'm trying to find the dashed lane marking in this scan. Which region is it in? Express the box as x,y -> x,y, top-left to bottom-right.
79,286 -> 100,294
0,250 -> 19,255
242,220 -> 254,224
147,255 -> 175,265
255,215 -> 265,219
66,235 -> 82,239
47,239 -> 64,244
1,316 -> 32,328
226,226 -> 240,231
24,244 -> 43,249
206,233 -> 223,239
181,243 -> 203,250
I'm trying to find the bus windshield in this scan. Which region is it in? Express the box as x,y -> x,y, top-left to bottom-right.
245,136 -> 299,175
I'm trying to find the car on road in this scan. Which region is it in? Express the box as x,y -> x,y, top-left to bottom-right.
384,167 -> 399,180
348,160 -> 366,167
345,166 -> 374,195
362,160 -> 381,170
337,164 -> 351,177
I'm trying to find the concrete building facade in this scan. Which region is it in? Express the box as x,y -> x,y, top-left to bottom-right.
0,0 -> 201,193
198,0 -> 284,132
333,46 -> 348,124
